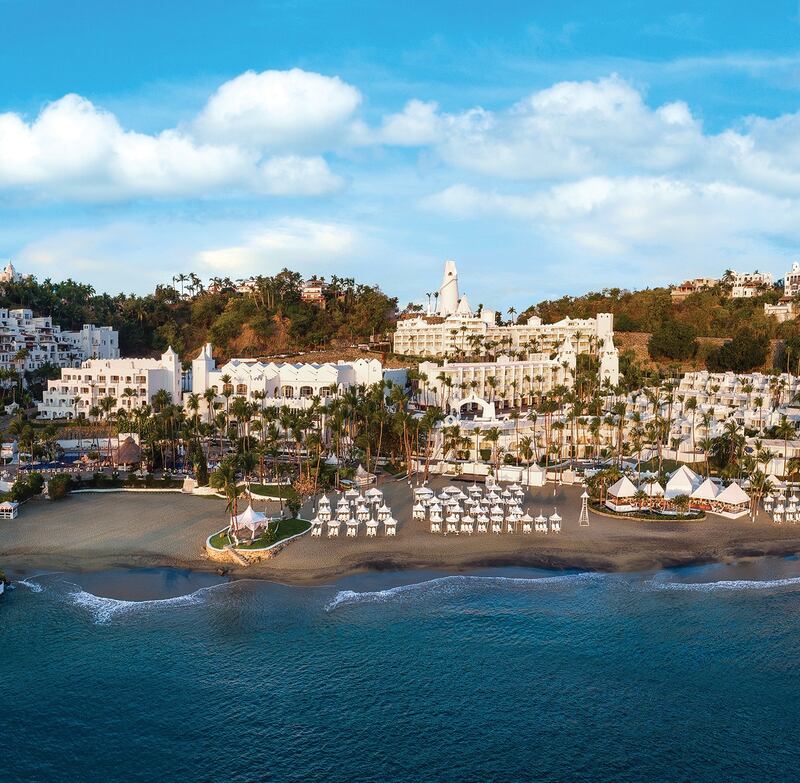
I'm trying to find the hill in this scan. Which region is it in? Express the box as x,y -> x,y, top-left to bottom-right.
0,271 -> 397,363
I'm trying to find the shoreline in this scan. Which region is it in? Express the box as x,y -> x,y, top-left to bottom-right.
5,537 -> 800,587
2,487 -> 800,587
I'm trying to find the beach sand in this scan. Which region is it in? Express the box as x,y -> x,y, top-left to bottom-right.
2,481 -> 800,584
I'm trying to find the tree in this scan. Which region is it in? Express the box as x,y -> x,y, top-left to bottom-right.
647,320 -> 698,361
706,328 -> 769,372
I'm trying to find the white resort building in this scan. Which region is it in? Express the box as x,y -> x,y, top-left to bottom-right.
190,343 -> 391,411
37,348 -> 182,419
392,260 -> 616,359
0,308 -> 118,372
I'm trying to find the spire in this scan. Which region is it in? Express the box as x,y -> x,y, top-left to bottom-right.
437,259 -> 459,316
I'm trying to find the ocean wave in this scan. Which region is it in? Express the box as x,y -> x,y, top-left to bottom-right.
326,572 -> 604,611
67,582 -> 230,624
16,579 -> 44,593
649,576 -> 800,593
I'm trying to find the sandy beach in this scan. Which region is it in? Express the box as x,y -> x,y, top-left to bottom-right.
2,481 -> 800,584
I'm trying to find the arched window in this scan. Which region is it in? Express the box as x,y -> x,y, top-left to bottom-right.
319,386 -> 332,398
299,385 -> 313,398
236,384 -> 247,395
281,385 -> 294,398
222,383 -> 233,396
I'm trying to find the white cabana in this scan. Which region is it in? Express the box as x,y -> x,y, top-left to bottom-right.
327,519 -> 341,537
639,481 -> 665,498
377,503 -> 391,521
549,510 -> 562,533
535,512 -> 547,533
366,519 -> 379,537
460,515 -> 474,535
318,495 -> 331,508
345,487 -> 360,499
665,465 -> 701,499
384,517 -> 398,536
690,478 -> 719,503
412,502 -> 426,520
430,518 -> 441,533
446,514 -> 460,535
354,464 -> 376,486
444,485 -> 461,495
491,519 -> 502,534
606,476 -> 639,512
311,517 -> 323,537
232,504 -> 268,537
715,482 -> 750,519
521,512 -> 533,534
477,514 -> 489,533
346,519 -> 360,537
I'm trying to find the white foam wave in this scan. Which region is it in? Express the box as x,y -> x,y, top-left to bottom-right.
16,579 -> 44,593
649,575 -> 800,593
67,582 -> 230,624
326,572 -> 604,611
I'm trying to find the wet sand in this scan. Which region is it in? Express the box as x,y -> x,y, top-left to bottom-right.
2,481 -> 800,585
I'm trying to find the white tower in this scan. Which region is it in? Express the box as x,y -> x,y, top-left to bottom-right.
437,260 -> 460,316
599,335 -> 620,389
192,342 -> 215,395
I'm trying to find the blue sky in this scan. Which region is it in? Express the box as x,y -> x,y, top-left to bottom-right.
3,1 -> 800,309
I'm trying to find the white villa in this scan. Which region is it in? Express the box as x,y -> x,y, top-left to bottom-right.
37,348 -> 182,419
392,260 -> 616,359
0,308 -> 118,373
190,343 -> 391,411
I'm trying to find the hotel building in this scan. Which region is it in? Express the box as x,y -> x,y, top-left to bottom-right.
37,348 -> 181,419
190,343 -> 390,411
392,260 -> 616,359
0,308 -> 118,372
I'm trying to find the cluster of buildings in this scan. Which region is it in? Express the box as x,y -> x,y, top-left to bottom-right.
393,261 -> 616,359
38,349 -> 181,419
0,261 -> 119,376
670,270 -> 775,303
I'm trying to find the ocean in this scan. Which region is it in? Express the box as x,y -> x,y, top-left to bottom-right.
3,560 -> 800,782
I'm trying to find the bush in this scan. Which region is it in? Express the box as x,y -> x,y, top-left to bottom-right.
10,472 -> 45,502
48,474 -> 73,500
706,328 -> 769,372
648,320 -> 698,361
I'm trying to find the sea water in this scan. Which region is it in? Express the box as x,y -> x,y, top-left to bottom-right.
2,561 -> 800,782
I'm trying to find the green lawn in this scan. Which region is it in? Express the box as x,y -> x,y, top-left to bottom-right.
240,483 -> 298,500
209,517 -> 310,550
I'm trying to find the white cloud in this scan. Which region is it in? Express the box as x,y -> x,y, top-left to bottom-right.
376,100 -> 442,146
197,218 -> 358,273
420,75 -> 705,180
0,93 -> 343,201
423,176 -> 800,256
193,68 -> 362,149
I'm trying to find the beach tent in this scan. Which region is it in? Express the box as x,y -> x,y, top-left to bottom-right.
0,500 -> 18,519
232,504 -> 268,537
354,464 -> 376,486
715,483 -> 750,518
665,465 -> 701,499
639,481 -> 665,498
606,476 -> 638,511
691,478 -> 719,501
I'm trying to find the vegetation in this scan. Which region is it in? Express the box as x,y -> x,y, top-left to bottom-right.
0,270 -> 397,361
47,474 -> 72,500
647,320 -> 698,361
706,328 -> 770,372
208,517 -> 310,550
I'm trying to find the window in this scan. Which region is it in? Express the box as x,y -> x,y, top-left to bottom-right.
299,386 -> 313,398
281,385 -> 294,398
236,384 -> 248,395
222,383 -> 234,396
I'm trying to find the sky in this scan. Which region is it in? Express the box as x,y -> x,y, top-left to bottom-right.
3,1 -> 800,310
